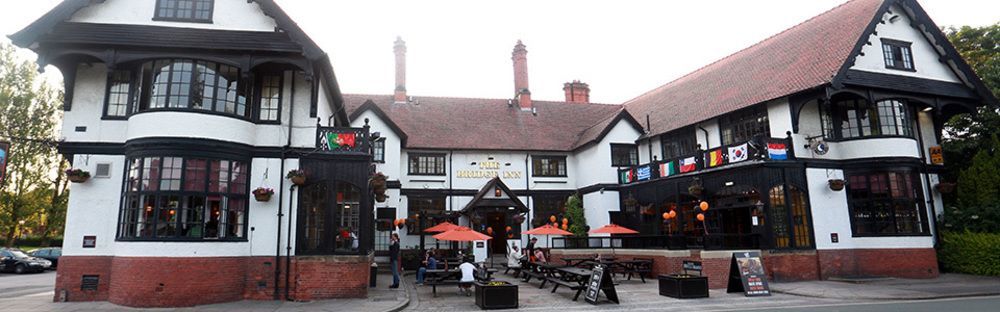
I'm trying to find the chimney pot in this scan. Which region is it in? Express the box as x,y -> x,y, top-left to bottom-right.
562,80 -> 591,103
512,40 -> 531,110
394,36 -> 407,103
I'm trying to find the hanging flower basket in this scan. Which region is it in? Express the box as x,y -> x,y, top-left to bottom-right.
252,187 -> 275,202
370,172 -> 388,202
286,169 -> 307,185
66,169 -> 91,183
934,182 -> 956,194
688,184 -> 704,196
828,179 -> 846,191
512,214 -> 526,224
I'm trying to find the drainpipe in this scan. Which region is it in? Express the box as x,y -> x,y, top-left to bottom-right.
284,71 -> 297,301
698,126 -> 710,148
273,72 -> 288,300
524,155 -> 531,243
646,115 -> 653,162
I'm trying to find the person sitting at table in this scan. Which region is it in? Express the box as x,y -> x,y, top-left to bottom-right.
533,248 -> 548,263
507,244 -> 524,270
415,249 -> 438,285
458,256 -> 476,296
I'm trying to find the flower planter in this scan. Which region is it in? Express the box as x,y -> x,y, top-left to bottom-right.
658,274 -> 709,299
254,193 -> 272,202
290,176 -> 306,186
68,175 -> 89,183
475,281 -> 518,310
828,179 -> 846,191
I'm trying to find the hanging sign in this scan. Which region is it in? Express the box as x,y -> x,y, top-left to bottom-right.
585,264 -> 620,304
726,251 -> 771,296
929,146 -> 944,165
0,141 -> 9,186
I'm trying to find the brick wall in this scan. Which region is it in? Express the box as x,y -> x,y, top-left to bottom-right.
292,255 -> 371,301
817,248 -> 938,279
763,250 -> 820,282
243,256 -> 288,300
108,257 -> 246,307
53,256 -> 113,302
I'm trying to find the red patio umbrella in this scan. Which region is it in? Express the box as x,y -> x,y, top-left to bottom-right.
523,224 -> 573,249
589,223 -> 639,255
424,221 -> 460,233
432,227 -> 492,242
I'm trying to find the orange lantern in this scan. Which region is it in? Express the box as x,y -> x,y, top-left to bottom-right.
561,224 -> 568,231
699,201 -> 709,211
505,225 -> 512,232
696,213 -> 705,222
662,212 -> 670,220
562,218 -> 569,224
487,227 -> 494,235
507,233 -> 514,239
550,215 -> 557,223
669,210 -> 677,219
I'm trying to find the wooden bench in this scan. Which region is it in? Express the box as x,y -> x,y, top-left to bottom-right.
425,279 -> 461,297
621,258 -> 654,283
547,278 -> 586,301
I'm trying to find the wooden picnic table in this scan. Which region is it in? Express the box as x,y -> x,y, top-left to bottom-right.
424,268 -> 497,297
547,267 -> 592,301
560,256 -> 596,267
608,259 -> 653,283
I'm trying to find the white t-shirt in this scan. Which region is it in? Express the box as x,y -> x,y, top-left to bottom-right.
459,262 -> 476,282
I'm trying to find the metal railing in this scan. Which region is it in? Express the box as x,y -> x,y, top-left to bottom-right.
551,234 -> 760,251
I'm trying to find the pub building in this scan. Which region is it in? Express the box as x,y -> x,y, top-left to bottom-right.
8,0 -> 996,308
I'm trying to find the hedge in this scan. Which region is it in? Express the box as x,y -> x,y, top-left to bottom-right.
12,236 -> 64,248
939,231 -> 1000,276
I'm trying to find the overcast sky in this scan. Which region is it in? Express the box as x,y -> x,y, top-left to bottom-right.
2,0 -> 997,104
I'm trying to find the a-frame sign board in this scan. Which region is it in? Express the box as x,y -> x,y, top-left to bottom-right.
584,264 -> 620,304
726,251 -> 771,296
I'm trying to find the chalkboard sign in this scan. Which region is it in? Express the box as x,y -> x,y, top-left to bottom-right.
584,264 -> 619,304
682,260 -> 703,275
726,251 -> 771,296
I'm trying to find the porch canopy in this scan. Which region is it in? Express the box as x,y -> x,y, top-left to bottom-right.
459,177 -> 528,215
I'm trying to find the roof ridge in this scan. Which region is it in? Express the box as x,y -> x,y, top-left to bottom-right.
344,93 -> 621,106
623,0 -> 863,106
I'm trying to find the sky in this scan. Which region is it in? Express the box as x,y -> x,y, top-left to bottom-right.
1,0 -> 997,104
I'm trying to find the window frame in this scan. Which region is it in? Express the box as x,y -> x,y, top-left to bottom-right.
407,153 -> 447,176
660,127 -> 698,160
406,196 -> 447,235
153,0 -> 215,23
531,155 -> 568,177
116,155 -> 250,242
610,143 -> 639,167
881,38 -> 915,72
822,97 -> 915,141
372,138 -> 386,163
719,105 -> 770,146
254,71 -> 284,124
102,69 -> 136,120
845,169 -> 929,237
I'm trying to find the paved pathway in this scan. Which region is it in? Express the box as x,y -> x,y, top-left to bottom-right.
770,273 -> 1000,300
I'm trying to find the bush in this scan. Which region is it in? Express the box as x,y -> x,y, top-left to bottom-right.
939,231 -> 1000,276
13,236 -> 63,248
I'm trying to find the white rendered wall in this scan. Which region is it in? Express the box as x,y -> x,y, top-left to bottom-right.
69,0 -> 277,32
695,120 -> 721,150
794,100 -> 923,160
574,120 -> 642,188
806,168 -> 934,250
61,64 -> 128,143
350,110 -> 403,183
62,155 -> 127,257
850,4 -> 960,83
767,98 -> 793,138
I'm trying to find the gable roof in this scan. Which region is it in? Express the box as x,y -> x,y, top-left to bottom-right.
460,177 -> 528,214
8,0 -> 348,124
624,0 -> 887,138
344,94 -> 641,151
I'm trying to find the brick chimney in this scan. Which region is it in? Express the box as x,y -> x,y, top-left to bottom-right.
512,40 -> 531,110
563,80 -> 590,103
393,36 -> 407,103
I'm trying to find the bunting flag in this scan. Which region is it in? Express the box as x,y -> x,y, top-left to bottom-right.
707,149 -> 724,167
619,169 -> 636,184
768,142 -> 788,160
728,143 -> 749,163
325,132 -> 357,149
659,161 -> 677,177
636,165 -> 652,181
680,157 -> 697,173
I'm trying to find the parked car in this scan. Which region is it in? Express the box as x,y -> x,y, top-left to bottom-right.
28,247 -> 61,269
0,248 -> 51,274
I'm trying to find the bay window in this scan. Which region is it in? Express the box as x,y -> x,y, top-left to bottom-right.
119,156 -> 249,241
846,170 -> 928,236
822,97 -> 914,139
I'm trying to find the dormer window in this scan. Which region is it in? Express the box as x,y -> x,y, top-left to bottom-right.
882,38 -> 914,71
155,0 -> 214,23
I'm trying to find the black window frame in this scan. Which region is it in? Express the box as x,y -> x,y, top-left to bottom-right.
406,196 -> 446,235
531,155 -> 567,177
372,138 -> 386,163
117,155 -> 250,242
102,69 -> 136,120
408,153 -> 446,176
254,71 -> 283,124
719,105 -> 770,146
154,0 -> 215,23
822,97 -> 914,140
845,169 -> 929,237
881,38 -> 915,72
610,143 -> 639,167
660,127 -> 698,160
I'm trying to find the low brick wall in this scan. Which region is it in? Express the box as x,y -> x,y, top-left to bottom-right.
51,255 -> 371,307
817,248 -> 938,279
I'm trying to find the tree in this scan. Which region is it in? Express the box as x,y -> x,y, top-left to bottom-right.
565,194 -> 588,237
942,24 -> 1000,185
0,42 -> 63,247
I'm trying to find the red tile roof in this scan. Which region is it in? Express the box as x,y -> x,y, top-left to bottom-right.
344,94 -> 635,151
624,0 -> 884,137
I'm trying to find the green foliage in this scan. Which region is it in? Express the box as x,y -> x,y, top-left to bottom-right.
939,231 -> 1000,276
942,24 -> 1000,185
0,42 -> 64,247
565,194 -> 587,237
955,134 -> 1000,208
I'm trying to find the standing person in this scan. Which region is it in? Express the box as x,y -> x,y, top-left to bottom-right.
526,237 -> 537,262
388,233 -> 401,288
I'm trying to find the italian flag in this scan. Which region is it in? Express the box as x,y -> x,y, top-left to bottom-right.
659,161 -> 677,177
680,157 -> 697,173
707,149 -> 724,167
326,132 -> 357,149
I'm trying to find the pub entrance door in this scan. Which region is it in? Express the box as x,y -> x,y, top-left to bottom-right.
487,212 -> 507,254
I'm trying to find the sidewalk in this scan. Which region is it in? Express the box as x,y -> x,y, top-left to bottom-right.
3,273 -> 409,312
770,273 -> 1000,300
